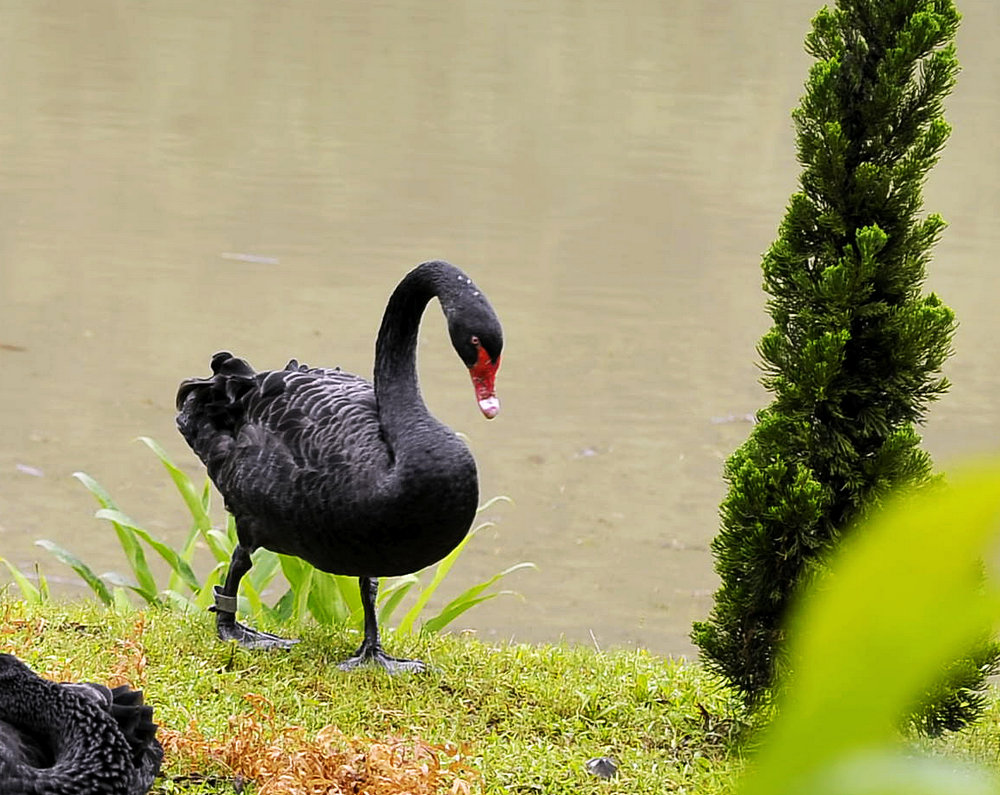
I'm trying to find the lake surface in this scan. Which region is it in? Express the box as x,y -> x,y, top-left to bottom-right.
1,0 -> 998,657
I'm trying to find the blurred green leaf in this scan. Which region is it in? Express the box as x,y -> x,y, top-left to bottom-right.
785,751 -> 997,795
740,465 -> 1000,795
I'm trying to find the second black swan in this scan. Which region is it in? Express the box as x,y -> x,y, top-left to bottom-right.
176,260 -> 503,671
0,653 -> 162,795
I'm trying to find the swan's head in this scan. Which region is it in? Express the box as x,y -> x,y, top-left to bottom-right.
446,286 -> 503,420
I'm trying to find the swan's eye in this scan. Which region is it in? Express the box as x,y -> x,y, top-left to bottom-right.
470,335 -> 480,347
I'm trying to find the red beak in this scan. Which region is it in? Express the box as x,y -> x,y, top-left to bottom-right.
469,348 -> 501,419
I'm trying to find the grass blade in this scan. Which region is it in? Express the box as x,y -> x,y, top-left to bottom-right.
101,570 -> 160,606
102,512 -> 158,600
201,475 -> 212,513
72,471 -> 120,511
420,562 -> 533,633
269,588 -> 295,623
242,577 -> 264,618
333,574 -> 362,620
476,495 -> 513,513
95,508 -> 200,593
397,522 -> 494,635
294,566 -> 313,625
427,562 -> 534,626
111,586 -> 134,613
75,470 -> 158,600
311,571 -> 356,626
298,570 -> 339,626
171,524 -> 201,592
204,528 -> 235,563
378,575 -> 418,626
248,549 -> 282,595
36,539 -> 113,606
137,436 -> 212,533
36,565 -> 50,602
421,593 -> 503,634
193,564 -> 227,610
278,555 -> 315,624
161,589 -> 197,611
240,549 -> 280,619
0,557 -> 42,604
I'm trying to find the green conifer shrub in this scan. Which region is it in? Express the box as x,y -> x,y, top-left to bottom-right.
691,0 -> 998,730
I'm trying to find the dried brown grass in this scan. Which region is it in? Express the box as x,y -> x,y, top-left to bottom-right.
159,693 -> 480,795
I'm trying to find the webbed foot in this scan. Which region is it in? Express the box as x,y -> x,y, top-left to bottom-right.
216,617 -> 300,650
338,641 -> 425,673
211,584 -> 298,650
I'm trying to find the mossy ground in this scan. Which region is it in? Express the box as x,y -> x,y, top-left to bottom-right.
0,598 -> 747,794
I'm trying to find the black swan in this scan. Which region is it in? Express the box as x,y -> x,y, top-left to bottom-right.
0,653 -> 162,795
176,260 -> 503,671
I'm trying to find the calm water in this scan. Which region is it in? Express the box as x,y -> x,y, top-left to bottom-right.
1,0 -> 998,657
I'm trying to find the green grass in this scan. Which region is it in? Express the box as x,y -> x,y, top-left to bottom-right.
0,598 -> 747,794
12,466 -> 1000,794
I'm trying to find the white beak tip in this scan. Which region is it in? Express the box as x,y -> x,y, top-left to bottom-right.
478,396 -> 500,419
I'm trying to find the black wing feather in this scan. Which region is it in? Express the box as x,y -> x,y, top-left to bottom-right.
0,653 -> 163,795
176,352 -> 392,530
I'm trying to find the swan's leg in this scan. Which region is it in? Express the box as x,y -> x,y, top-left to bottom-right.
212,543 -> 298,650
338,576 -> 425,673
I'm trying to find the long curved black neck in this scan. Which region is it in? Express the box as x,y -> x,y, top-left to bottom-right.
373,261 -> 462,447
